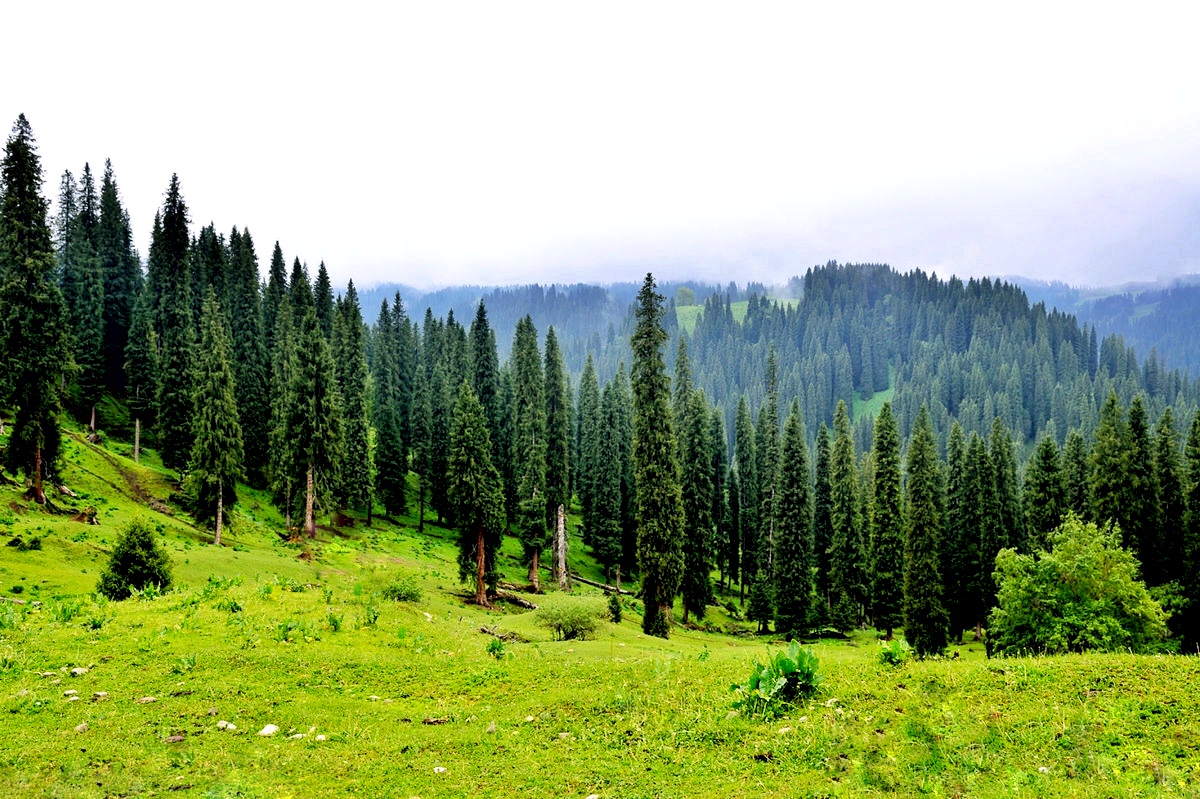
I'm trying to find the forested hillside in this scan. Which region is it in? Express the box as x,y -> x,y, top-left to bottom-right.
4,115 -> 1200,649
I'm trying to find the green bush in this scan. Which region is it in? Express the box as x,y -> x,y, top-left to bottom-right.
96,519 -> 173,601
534,594 -> 608,641
731,641 -> 821,719
987,514 -> 1169,656
380,577 -> 422,603
877,638 -> 911,667
607,592 -> 622,623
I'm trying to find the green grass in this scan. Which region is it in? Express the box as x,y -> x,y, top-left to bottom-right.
2,415 -> 1199,796
852,382 -> 896,422
677,298 -> 798,336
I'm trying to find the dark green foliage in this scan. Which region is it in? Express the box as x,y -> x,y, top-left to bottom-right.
262,242 -> 287,352
730,641 -> 821,720
591,377 -> 625,578
469,302 -> 505,506
511,315 -> 547,582
1154,407 -> 1185,585
828,401 -> 863,631
267,301 -> 298,523
612,366 -> 639,578
60,164 -> 106,415
1125,395 -> 1160,584
1181,411 -> 1200,652
185,288 -> 244,538
989,418 -> 1023,553
372,299 -> 407,516
97,160 -> 140,394
1024,434 -> 1066,551
1062,429 -> 1090,519
734,396 -> 759,601
543,327 -> 570,535
96,519 -> 173,600
988,514 -> 1168,655
335,283 -> 373,512
1090,390 -> 1128,532
680,388 -> 714,623
773,399 -> 813,638
448,380 -> 505,606
151,175 -> 195,470
576,355 -> 601,545
124,287 -> 159,428
755,349 -> 781,580
903,407 -> 948,658
869,402 -> 904,637
226,228 -> 270,486
0,115 -> 71,501
313,262 -> 334,342
942,422 -> 972,639
812,424 -> 834,621
631,274 -> 685,638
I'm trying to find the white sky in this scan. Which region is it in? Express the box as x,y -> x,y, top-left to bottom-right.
8,2 -> 1200,289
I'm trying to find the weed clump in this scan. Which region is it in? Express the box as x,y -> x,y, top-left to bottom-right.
380,577 -> 422,603
877,638 -> 911,667
96,518 -> 173,600
731,641 -> 821,719
534,594 -> 608,641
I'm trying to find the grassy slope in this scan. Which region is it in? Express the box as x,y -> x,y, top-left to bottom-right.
1,419 -> 1198,797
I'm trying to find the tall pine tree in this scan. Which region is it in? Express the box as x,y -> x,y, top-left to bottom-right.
510,315 -> 548,586
773,399 -> 813,638
449,380 -> 505,607
903,406 -> 949,657
870,402 -> 904,639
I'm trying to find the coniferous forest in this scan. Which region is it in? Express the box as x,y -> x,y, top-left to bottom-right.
6,112 -> 1200,654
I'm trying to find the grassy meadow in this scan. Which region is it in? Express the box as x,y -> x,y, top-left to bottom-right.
1,423 -> 1199,797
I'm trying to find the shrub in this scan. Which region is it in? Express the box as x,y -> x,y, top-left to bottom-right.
534,594 -> 608,641
96,519 -> 173,600
731,641 -> 821,719
877,638 -> 911,667
987,513 -> 1169,656
486,637 -> 506,659
607,592 -> 622,623
380,577 -> 422,603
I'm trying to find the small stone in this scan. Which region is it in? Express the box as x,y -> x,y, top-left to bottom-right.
486,722 -> 497,734
288,733 -> 305,740
586,795 -> 601,799
50,678 -> 61,685
368,695 -> 381,701
92,691 -> 109,701
524,716 -> 534,722
798,716 -> 808,723
217,720 -> 229,730
777,726 -> 793,735
40,671 -> 56,678
74,722 -> 88,733
165,734 -> 185,743
258,724 -> 279,737
67,695 -> 80,702
315,734 -> 327,742
136,696 -> 157,704
70,667 -> 89,677
63,689 -> 78,697
433,766 -> 447,774
558,732 -> 571,739
227,724 -> 237,732
1038,766 -> 1050,774
207,707 -> 218,716
725,710 -> 739,720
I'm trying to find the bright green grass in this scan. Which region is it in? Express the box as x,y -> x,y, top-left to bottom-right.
677,298 -> 797,336
852,382 -> 896,422
2,417 -> 1199,797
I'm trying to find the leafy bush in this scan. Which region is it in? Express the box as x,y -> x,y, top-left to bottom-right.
607,592 -> 622,623
987,514 -> 1169,656
534,594 -> 608,641
486,637 -> 506,659
877,638 -> 911,667
380,577 -> 422,603
96,519 -> 173,600
731,641 -> 821,719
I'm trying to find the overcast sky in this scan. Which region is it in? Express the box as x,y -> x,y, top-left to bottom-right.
8,2 -> 1200,290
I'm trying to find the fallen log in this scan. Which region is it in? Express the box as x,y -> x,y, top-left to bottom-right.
569,573 -> 634,596
492,590 -> 538,610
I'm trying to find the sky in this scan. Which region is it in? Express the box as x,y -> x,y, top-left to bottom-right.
8,2 -> 1200,290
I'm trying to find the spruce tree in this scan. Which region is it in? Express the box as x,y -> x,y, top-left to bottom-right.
428,360 -> 454,526
829,400 -> 864,631
543,327 -> 570,542
185,288 -> 244,545
1153,407 -> 1185,585
630,274 -> 685,638
226,227 -> 270,486
469,302 -> 505,494
372,300 -> 407,516
1126,395 -> 1160,584
97,159 -> 141,394
0,115 -> 71,503
903,406 -> 949,657
267,301 -> 299,527
755,348 -> 781,573
1062,429 -> 1090,518
870,402 -> 904,639
1090,390 -> 1129,533
61,164 -> 105,421
313,261 -> 334,342
448,380 -> 505,607
1024,434 -> 1066,550
592,378 -> 625,579
1181,411 -> 1200,652
612,365 -> 639,580
510,315 -> 548,586
812,424 -> 834,622
989,417 -> 1023,552
124,286 -> 159,457
733,395 -> 759,603
773,399 -> 813,638
262,242 -> 287,352
680,389 -> 714,623
334,282 -> 373,515
576,355 -> 601,544
152,175 -> 195,470
942,421 -> 973,640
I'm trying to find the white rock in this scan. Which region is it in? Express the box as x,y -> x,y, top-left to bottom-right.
525,716 -> 534,722
218,720 -> 229,730
136,696 -> 156,704
92,691 -> 109,701
258,724 -> 279,737
586,795 -> 601,799
368,695 -> 381,701
70,667 -> 89,677
40,671 -> 56,678
1038,766 -> 1050,774
67,696 -> 80,702
74,722 -> 88,733
227,724 -> 237,732
777,726 -> 793,735
558,732 -> 571,739
486,722 -> 497,734
288,733 -> 305,740
433,766 -> 447,774
315,734 -> 327,742
63,689 -> 78,697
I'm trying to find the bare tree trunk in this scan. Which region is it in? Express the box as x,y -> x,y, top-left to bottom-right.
89,405 -> 96,433
555,505 -> 569,591
305,464 -> 316,538
284,478 -> 292,532
475,521 -> 489,607
614,564 -> 621,594
214,480 -> 223,546
33,445 -> 45,505
418,483 -> 426,534
134,418 -> 140,464
528,550 -> 540,591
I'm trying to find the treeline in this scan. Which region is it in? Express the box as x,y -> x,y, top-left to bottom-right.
4,116 -> 1200,648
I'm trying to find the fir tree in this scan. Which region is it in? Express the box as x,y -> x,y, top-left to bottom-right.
469,301 -> 505,500
448,380 -> 505,607
1181,411 -> 1200,652
226,227 -> 270,486
334,282 -> 373,514
1153,407 -> 1185,586
97,159 -> 140,394
942,421 -> 973,641
0,115 -> 71,503
870,402 -> 904,639
631,274 -> 685,638
989,417 -> 1023,552
612,365 -> 639,580
61,164 -> 105,420
372,300 -> 407,516
1090,390 -> 1129,533
543,327 -> 570,541
262,242 -> 287,352
185,288 -> 244,545
829,400 -> 864,631
1024,434 -> 1066,550
411,360 -> 433,532
774,399 -> 813,638
576,355 -> 601,544
267,302 -> 299,527
755,348 -> 781,574
812,424 -> 834,621
313,261 -> 334,342
592,378 -> 625,579
1062,429 -> 1090,518
680,389 -> 714,623
152,175 -> 195,470
510,316 -> 547,586
1126,395 -> 1160,584
124,286 -> 159,455
733,395 -> 759,603
903,406 -> 949,657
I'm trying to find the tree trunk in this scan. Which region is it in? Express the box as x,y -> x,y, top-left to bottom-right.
528,550 -> 540,591
214,480 -> 224,547
555,504 -> 569,591
134,417 -> 140,464
614,564 -> 621,594
418,483 -> 426,534
89,405 -> 96,432
284,478 -> 292,532
33,445 -> 45,505
475,520 -> 489,607
305,464 -> 316,538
